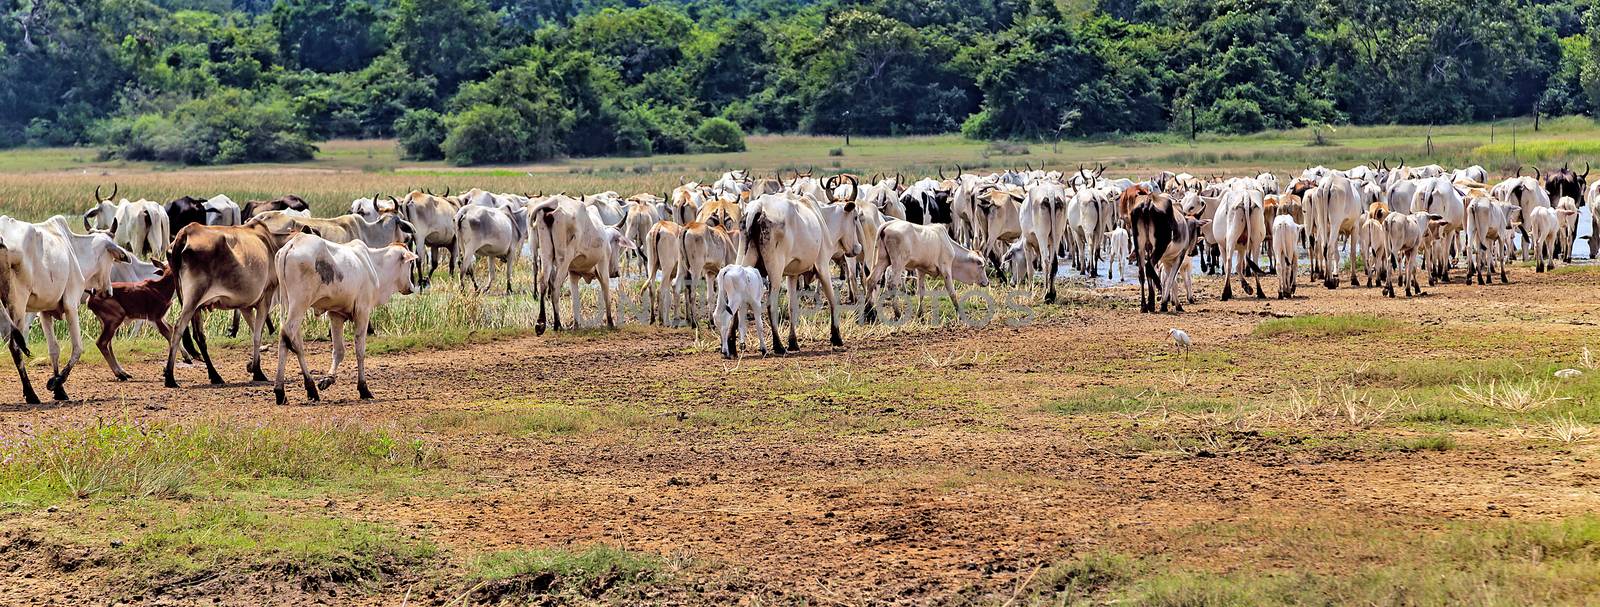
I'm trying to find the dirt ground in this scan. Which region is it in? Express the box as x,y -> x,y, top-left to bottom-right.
4,266 -> 1600,605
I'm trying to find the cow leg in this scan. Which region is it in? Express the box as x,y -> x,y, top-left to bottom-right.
816,270 -> 844,348
99,316 -> 132,381
1221,249 -> 1235,301
569,275 -> 583,329
244,305 -> 269,383
914,271 -> 927,319
785,275 -> 801,352
190,313 -> 225,386
8,332 -> 39,405
321,315 -> 347,391
228,310 -> 241,338
354,314 -> 373,400
684,269 -> 698,330
42,315 -> 63,397
1044,248 -> 1059,304
600,264 -> 616,330
550,270 -> 564,331
165,302 -> 200,388
767,268 -> 786,356
49,306 -> 84,401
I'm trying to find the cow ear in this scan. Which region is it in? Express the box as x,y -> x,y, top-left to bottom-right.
1428,214 -> 1444,221
843,201 -> 857,214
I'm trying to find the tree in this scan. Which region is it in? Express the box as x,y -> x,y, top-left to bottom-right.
389,0 -> 496,95
272,0 -> 384,73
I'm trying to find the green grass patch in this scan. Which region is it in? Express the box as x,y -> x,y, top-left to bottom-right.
107,501 -> 436,589
1253,314 -> 1398,338
464,545 -> 665,602
1045,386 -> 1229,416
1389,433 -> 1458,452
0,419 -> 443,508
1009,515 -> 1600,606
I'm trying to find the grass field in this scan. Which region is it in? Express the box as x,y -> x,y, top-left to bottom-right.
1,116 -> 1596,221
3,122 -> 1600,605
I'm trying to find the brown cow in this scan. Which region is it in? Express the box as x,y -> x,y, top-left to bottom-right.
162,218 -> 297,388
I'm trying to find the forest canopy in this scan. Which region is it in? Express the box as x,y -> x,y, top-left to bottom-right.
1,0 -> 1592,165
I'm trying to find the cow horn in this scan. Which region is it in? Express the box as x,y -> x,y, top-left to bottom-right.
444,187 -> 451,198
955,163 -> 964,176
1515,165 -> 1523,178
938,165 -> 947,180
93,184 -> 103,203
425,188 -> 434,196
1396,158 -> 1405,168
1380,158 -> 1389,170
844,174 -> 859,201
1534,165 -> 1544,182
1583,162 -> 1591,181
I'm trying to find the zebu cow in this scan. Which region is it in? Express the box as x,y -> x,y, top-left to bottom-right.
740,193 -> 863,354
713,170 -> 753,197
1271,215 -> 1302,299
1356,205 -> 1390,289
166,196 -> 212,236
1306,172 -> 1363,288
0,215 -> 113,403
863,220 -> 989,321
1545,163 -> 1588,258
1018,181 -> 1071,303
619,195 -> 663,275
205,195 -> 241,226
241,195 -> 311,219
643,221 -> 686,326
162,218 -> 297,388
455,204 -> 528,293
1556,196 -> 1580,263
1129,195 -> 1208,313
680,222 -> 738,328
397,190 -> 461,287
1411,177 -> 1465,283
252,211 -> 416,249
900,178 -> 955,232
1106,227 -> 1131,281
1213,185 -> 1267,300
85,193 -> 169,261
274,235 -> 417,405
1067,186 -> 1114,278
1383,211 -> 1447,297
349,194 -> 397,221
532,195 -> 627,332
972,185 -> 1025,280
1464,197 -> 1517,284
1526,205 -> 1577,272
88,264 -> 184,381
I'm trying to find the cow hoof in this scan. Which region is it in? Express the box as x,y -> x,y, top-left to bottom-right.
358,382 -> 374,400
45,375 -> 59,391
251,371 -> 269,383
22,390 -> 41,405
317,376 -> 335,391
164,377 -> 179,389
274,388 -> 287,406
115,372 -> 132,381
536,325 -> 547,336
208,375 -> 225,386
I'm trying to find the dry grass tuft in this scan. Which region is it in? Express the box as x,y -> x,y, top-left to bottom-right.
1454,376 -> 1571,413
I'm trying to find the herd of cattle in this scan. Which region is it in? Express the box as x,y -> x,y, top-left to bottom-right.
0,160 -> 1592,405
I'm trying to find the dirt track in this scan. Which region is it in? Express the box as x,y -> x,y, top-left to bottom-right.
4,266 -> 1600,605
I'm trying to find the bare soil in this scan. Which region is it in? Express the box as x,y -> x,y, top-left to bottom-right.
3,266 -> 1599,605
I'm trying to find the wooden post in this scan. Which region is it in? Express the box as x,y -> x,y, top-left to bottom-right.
1534,103 -> 1541,132
1189,106 -> 1196,141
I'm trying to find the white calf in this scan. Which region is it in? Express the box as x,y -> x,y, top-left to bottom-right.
1271,215 -> 1301,299
713,265 -> 767,359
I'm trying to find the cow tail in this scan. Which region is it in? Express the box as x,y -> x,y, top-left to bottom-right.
540,210 -> 558,293
744,209 -> 767,276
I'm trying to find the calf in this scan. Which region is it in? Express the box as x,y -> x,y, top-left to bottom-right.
1271,215 -> 1302,299
863,220 -> 989,322
1106,227 -> 1131,281
1383,211 -> 1447,297
87,265 -> 182,381
1556,196 -> 1580,262
274,235 -> 417,404
714,265 -> 768,359
1526,205 -> 1576,273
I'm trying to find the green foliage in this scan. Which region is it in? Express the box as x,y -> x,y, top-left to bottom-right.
395,108 -> 447,160
1,0 -> 1596,162
97,89 -> 316,165
694,117 -> 747,152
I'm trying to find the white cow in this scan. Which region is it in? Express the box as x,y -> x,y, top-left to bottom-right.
1271,215 -> 1302,299
713,264 -> 767,359
205,195 -> 242,226
273,235 -> 417,405
531,195 -> 629,332
0,215 -> 98,403
455,204 -> 528,293
740,193 -> 862,354
863,219 -> 989,321
1213,185 -> 1267,300
1526,205 -> 1577,273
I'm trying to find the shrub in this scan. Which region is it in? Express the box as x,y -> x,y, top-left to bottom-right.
442,104 -> 528,166
960,110 -> 994,140
693,117 -> 745,152
395,108 -> 447,160
97,89 -> 316,165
